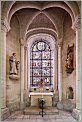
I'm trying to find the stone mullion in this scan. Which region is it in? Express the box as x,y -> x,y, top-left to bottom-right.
55,44 -> 58,91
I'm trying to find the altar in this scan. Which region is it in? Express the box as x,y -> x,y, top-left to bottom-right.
29,92 -> 53,106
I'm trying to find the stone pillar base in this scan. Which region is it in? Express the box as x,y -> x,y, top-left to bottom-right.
72,109 -> 81,121
20,102 -> 26,110
1,107 -> 10,121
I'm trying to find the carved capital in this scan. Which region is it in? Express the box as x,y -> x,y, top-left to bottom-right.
72,15 -> 81,31
57,38 -> 63,47
1,17 -> 10,32
58,42 -> 63,48
19,38 -> 25,46
24,46 -> 27,50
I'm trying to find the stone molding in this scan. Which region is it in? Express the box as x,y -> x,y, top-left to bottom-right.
26,28 -> 57,42
1,17 -> 10,32
72,15 -> 81,31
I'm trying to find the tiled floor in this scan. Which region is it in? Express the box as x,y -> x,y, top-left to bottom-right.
5,110 -> 77,121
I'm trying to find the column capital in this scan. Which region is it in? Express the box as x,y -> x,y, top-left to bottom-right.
24,46 -> 27,50
19,38 -> 25,46
72,15 -> 81,31
57,42 -> 63,47
1,17 -> 10,32
57,37 -> 63,47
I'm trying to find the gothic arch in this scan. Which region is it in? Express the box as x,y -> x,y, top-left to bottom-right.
25,28 -> 57,44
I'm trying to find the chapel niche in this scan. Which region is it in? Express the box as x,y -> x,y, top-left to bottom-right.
66,86 -> 74,99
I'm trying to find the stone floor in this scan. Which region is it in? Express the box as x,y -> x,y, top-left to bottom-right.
5,109 -> 77,121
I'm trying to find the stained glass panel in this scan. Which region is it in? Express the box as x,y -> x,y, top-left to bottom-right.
42,77 -> 51,86
33,52 -> 41,59
42,68 -> 50,76
33,45 -> 38,51
33,69 -> 41,76
32,77 -> 41,86
32,61 -> 41,67
42,61 -> 50,67
42,52 -> 50,59
37,42 -> 46,51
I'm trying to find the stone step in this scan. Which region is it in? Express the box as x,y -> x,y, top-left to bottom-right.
24,106 -> 59,115
57,99 -> 76,112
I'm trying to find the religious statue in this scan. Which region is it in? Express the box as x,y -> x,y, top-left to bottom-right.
9,53 -> 20,75
65,44 -> 74,73
39,79 -> 44,92
65,53 -> 73,68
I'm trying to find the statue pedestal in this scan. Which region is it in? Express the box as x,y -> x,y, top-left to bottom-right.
1,107 -> 10,121
72,109 -> 81,121
9,75 -> 19,80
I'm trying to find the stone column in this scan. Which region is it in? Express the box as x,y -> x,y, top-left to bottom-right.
20,39 -> 25,107
1,17 -> 10,120
72,15 -> 81,120
24,46 -> 28,90
55,44 -> 58,91
24,46 -> 30,106
58,42 -> 62,101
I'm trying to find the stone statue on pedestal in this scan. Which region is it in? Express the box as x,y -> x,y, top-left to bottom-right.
9,53 -> 20,75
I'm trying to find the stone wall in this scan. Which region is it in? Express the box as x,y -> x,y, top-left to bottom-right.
6,15 -> 20,112
62,13 -> 76,100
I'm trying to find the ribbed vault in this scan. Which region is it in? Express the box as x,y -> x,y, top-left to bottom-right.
1,1 -> 80,42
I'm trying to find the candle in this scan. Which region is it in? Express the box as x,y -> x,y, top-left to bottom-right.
42,93 -> 43,98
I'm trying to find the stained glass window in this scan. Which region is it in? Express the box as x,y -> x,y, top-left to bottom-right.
30,40 -> 53,87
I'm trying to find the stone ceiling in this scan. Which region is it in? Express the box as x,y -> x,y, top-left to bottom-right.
1,1 -> 80,41
12,3 -> 67,40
